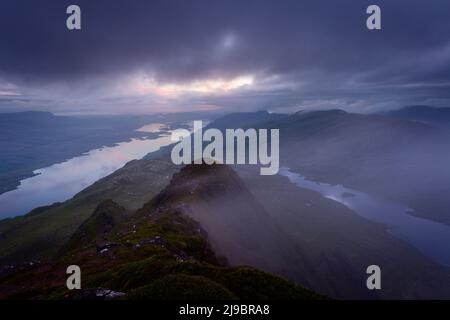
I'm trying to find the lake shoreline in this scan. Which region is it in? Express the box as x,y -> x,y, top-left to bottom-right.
0,125 -> 176,220
0,131 -> 162,197
279,167 -> 450,266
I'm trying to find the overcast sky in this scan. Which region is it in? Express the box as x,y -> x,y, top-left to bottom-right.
0,0 -> 449,115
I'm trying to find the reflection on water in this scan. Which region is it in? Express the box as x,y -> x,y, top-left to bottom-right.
135,123 -> 166,133
0,126 -> 174,219
279,167 -> 450,266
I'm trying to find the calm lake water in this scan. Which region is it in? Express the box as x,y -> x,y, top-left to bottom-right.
0,124 -> 174,219
279,167 -> 450,266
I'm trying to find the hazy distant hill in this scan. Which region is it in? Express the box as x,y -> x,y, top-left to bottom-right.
225,109 -> 450,225
0,111 -> 55,121
206,110 -> 285,130
381,105 -> 450,127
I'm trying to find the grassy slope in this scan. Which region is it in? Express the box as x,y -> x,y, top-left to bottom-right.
0,152 -> 179,263
0,189 -> 322,300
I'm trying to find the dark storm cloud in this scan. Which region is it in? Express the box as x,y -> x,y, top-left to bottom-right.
0,0 -> 449,113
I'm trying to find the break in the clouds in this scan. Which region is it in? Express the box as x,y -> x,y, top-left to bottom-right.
0,0 -> 449,114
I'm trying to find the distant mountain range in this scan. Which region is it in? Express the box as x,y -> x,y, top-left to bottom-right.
212,107 -> 450,225
0,111 -> 55,121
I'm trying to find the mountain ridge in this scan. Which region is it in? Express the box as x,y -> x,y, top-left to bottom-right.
0,164 -> 323,300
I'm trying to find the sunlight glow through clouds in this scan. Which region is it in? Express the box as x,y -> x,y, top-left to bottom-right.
133,75 -> 254,97
0,90 -> 20,96
0,80 -> 21,96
